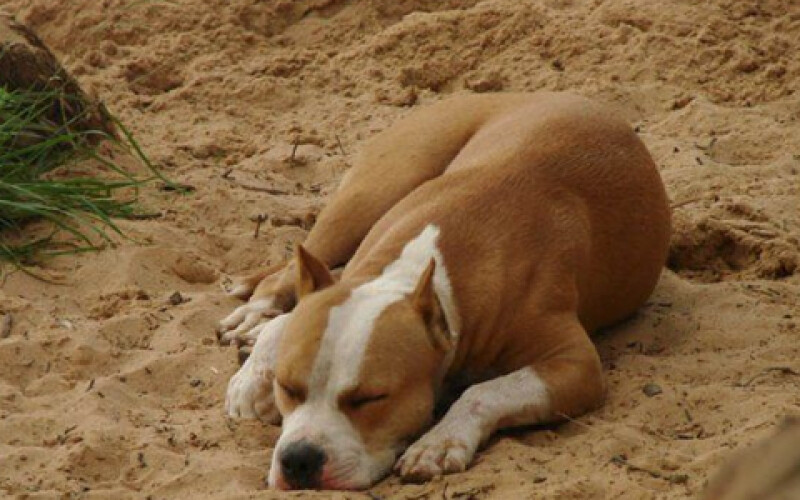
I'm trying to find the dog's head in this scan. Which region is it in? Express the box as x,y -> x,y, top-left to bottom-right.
268,245 -> 453,490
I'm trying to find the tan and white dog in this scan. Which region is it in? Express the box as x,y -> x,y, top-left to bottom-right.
218,92 -> 671,490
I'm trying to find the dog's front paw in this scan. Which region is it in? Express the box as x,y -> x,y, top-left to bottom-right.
225,361 -> 280,424
217,299 -> 282,345
395,429 -> 479,482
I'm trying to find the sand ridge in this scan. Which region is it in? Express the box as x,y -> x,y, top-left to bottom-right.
0,0 -> 799,498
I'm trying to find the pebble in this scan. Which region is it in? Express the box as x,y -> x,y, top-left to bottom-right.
643,383 -> 663,397
168,291 -> 184,306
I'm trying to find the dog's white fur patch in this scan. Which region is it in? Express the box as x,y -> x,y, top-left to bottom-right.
270,224 -> 460,489
225,313 -> 289,422
330,224 -> 460,392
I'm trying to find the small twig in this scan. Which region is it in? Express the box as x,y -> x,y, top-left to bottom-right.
290,137 -> 299,165
695,137 -> 717,151
736,366 -> 800,387
221,174 -> 287,194
221,168 -> 233,179
236,182 -> 289,195
161,182 -> 195,192
670,197 -> 705,210
126,212 -> 162,220
0,314 -> 12,338
253,214 -> 267,239
57,424 -> 79,445
610,454 -> 689,484
335,134 -> 347,156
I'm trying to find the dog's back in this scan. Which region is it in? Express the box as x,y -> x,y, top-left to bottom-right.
345,92 -> 670,343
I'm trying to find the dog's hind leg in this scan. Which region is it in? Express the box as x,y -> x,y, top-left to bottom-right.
219,96 -> 504,344
226,263 -> 285,300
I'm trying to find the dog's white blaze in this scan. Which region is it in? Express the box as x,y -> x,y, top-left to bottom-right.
274,224 -> 460,488
301,224 -> 459,400
322,223 -> 459,394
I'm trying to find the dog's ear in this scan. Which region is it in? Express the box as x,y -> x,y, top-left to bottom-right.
412,258 -> 452,352
295,244 -> 334,299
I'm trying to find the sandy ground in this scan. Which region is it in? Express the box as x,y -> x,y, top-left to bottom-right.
1,0 -> 799,498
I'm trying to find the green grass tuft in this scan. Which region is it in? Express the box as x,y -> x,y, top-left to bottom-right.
0,85 -> 171,272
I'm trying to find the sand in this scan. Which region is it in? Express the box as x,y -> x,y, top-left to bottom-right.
1,0 -> 799,498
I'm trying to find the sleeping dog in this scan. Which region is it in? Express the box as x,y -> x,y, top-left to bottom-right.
217,92 -> 671,490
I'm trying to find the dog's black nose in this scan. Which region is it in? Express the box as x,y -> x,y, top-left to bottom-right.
280,441 -> 327,489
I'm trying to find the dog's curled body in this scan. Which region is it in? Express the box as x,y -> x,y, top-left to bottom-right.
219,92 -> 670,490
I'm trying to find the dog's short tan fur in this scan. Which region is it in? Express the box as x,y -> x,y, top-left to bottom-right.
220,92 -> 670,490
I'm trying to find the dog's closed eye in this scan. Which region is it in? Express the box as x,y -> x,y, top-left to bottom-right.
278,382 -> 307,403
344,393 -> 388,410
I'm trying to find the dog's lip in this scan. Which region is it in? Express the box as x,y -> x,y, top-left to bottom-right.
320,479 -> 360,490
318,464 -> 366,490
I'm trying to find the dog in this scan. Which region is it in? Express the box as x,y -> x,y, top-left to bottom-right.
218,92 -> 671,490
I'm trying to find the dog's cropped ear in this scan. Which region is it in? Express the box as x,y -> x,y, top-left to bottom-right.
295,244 -> 334,299
412,258 -> 452,352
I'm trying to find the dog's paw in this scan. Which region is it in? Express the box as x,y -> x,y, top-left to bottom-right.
225,360 -> 281,424
395,431 -> 478,482
225,314 -> 289,423
217,299 -> 282,345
